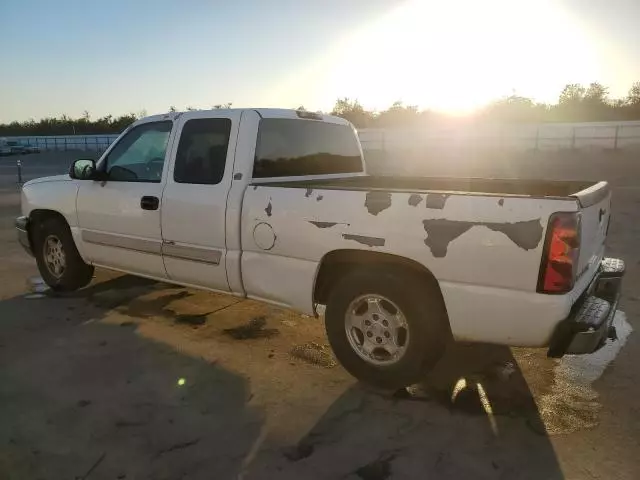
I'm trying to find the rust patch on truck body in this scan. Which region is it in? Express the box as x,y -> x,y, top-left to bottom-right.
422,220 -> 473,258
422,218 -> 543,257
342,234 -> 385,247
309,221 -> 338,228
365,192 -> 392,215
408,194 -> 423,206
484,220 -> 543,250
426,193 -> 450,209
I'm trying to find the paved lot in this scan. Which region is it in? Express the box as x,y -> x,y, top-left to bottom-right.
0,151 -> 639,479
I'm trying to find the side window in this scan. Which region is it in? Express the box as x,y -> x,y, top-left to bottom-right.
103,121 -> 172,182
174,118 -> 231,185
253,119 -> 363,178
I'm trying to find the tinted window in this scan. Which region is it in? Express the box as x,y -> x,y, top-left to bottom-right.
104,121 -> 172,182
174,118 -> 231,185
253,119 -> 363,178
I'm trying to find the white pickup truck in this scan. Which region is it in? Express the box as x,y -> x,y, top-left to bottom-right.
16,108 -> 625,388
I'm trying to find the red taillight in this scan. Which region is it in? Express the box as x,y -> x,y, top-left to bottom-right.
537,212 -> 581,294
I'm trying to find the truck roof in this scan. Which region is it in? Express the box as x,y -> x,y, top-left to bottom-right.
136,108 -> 351,127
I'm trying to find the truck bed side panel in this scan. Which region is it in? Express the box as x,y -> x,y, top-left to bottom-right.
241,186 -> 578,344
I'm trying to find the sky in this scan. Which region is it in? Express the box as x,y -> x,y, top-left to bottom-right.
1,0 -> 640,122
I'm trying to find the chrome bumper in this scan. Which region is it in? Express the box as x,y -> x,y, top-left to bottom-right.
15,216 -> 33,256
548,258 -> 625,357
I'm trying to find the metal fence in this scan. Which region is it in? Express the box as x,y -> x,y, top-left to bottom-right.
358,121 -> 640,153
6,134 -> 119,153
7,120 -> 640,155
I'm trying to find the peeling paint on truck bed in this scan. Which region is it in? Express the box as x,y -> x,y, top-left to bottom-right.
422,218 -> 543,257
342,234 -> 386,247
365,192 -> 392,215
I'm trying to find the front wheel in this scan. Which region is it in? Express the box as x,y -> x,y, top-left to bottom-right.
325,266 -> 450,389
33,217 -> 94,292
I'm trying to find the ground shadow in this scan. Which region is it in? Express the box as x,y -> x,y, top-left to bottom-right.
0,275 -> 265,480
265,343 -> 563,480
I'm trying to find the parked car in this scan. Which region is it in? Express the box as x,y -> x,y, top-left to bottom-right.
22,144 -> 40,154
5,140 -> 39,154
0,138 -> 12,156
15,109 -> 625,388
5,140 -> 26,154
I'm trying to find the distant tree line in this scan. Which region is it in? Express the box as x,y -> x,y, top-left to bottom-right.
0,111 -> 140,136
331,81 -> 640,128
2,82 -> 640,136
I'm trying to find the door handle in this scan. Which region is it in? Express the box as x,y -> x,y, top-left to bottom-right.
140,196 -> 159,210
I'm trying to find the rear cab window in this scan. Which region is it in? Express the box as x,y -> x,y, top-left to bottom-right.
253,118 -> 363,179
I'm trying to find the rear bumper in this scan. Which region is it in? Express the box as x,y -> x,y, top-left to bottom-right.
15,216 -> 33,256
547,257 -> 625,357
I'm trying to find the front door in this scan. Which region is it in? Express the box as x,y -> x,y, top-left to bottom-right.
76,120 -> 173,278
160,111 -> 239,291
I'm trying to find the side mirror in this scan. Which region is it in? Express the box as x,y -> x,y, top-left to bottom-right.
69,159 -> 97,180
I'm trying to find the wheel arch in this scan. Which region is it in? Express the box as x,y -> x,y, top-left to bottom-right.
27,209 -> 72,252
314,249 -> 450,327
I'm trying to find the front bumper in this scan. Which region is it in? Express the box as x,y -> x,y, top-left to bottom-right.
15,216 -> 33,256
548,257 -> 625,357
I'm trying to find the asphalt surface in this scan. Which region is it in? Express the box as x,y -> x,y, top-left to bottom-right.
0,151 -> 639,479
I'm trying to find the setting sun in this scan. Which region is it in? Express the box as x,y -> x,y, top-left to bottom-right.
277,0 -> 605,113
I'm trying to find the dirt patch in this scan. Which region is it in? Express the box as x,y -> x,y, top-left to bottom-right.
353,451 -> 398,480
290,342 -> 336,368
222,316 -> 279,340
283,443 -> 315,462
175,313 -> 210,326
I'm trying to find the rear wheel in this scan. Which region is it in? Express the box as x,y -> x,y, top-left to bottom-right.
325,266 -> 450,389
33,217 -> 94,292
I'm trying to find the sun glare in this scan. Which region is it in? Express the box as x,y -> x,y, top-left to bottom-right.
275,0 -> 603,113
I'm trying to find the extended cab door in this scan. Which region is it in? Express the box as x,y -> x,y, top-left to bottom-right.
160,111 -> 240,291
76,119 -> 174,278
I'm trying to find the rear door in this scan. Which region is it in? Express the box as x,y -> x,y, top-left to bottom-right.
160,111 -> 240,292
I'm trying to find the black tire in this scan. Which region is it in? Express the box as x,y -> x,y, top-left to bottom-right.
325,266 -> 450,389
32,216 -> 94,292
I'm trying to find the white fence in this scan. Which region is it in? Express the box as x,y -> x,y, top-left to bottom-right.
358,121 -> 640,153
5,134 -> 119,153
7,120 -> 640,154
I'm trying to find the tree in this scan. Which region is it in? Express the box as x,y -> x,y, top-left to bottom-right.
556,83 -> 588,121
580,82 -> 611,120
331,98 -> 372,127
627,82 -> 640,105
376,101 -> 420,126
584,82 -> 608,103
168,106 -> 177,112
482,95 -> 540,123
558,84 -> 586,106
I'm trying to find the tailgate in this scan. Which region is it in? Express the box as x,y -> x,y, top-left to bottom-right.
573,181 -> 611,282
